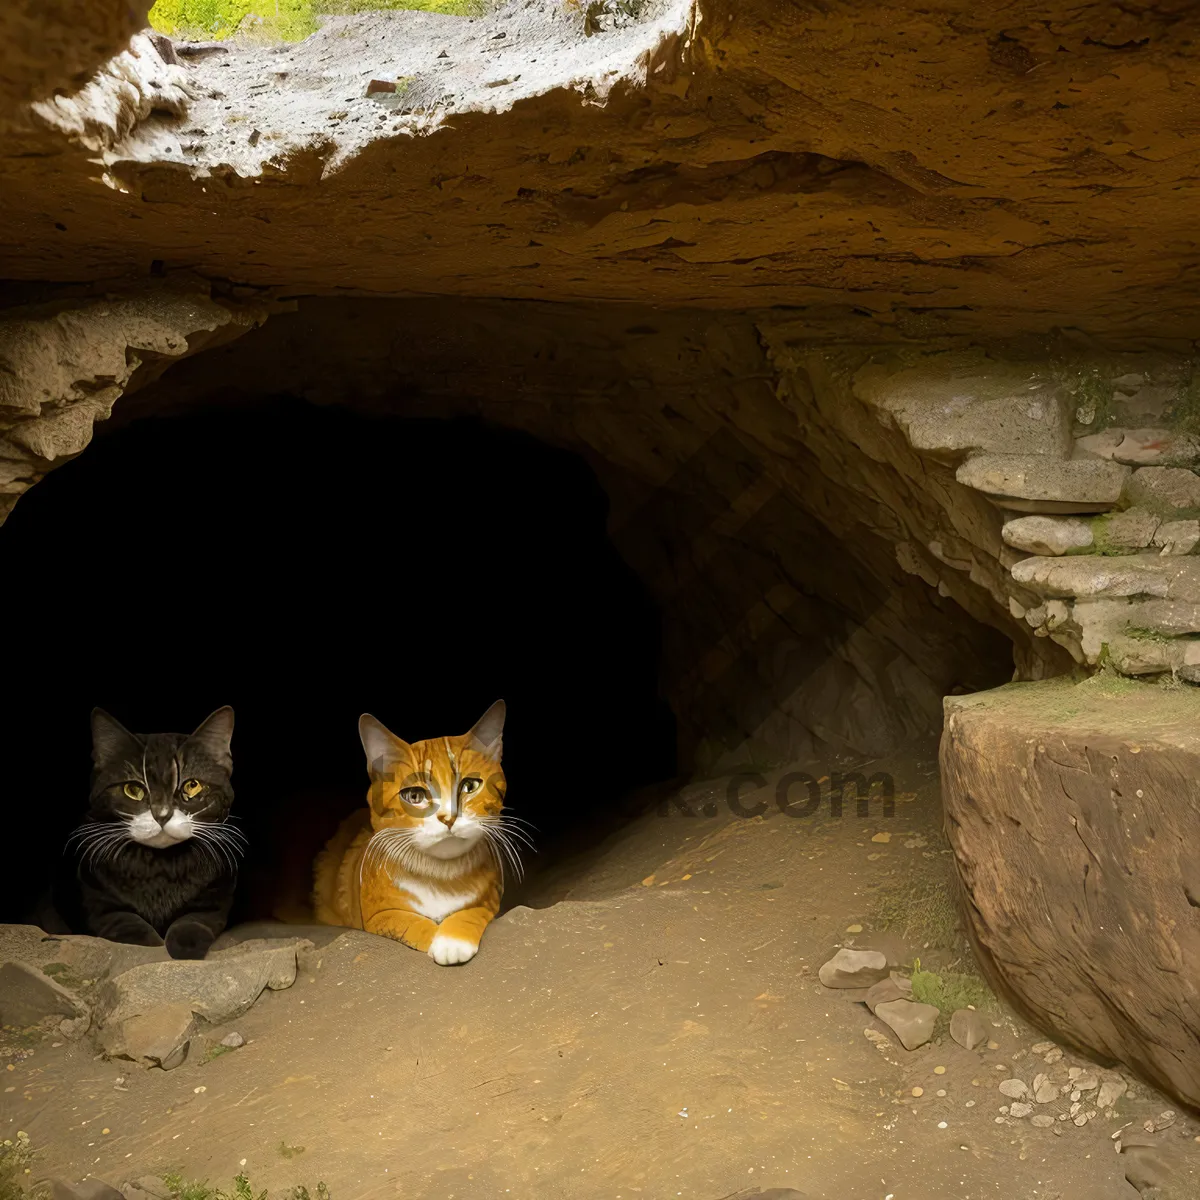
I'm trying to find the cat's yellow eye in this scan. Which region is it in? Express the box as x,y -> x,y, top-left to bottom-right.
123,782 -> 145,802
459,777 -> 482,796
181,779 -> 203,799
399,786 -> 432,808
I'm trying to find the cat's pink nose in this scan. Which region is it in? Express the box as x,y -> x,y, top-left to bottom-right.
437,812 -> 457,829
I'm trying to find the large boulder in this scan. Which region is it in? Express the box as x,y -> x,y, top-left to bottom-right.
941,677 -> 1200,1109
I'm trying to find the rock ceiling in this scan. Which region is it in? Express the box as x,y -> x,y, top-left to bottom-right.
1,1 -> 1199,342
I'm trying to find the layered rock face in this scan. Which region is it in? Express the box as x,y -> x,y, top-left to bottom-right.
942,679 -> 1200,1109
837,344 -> 1200,682
0,284 -> 268,522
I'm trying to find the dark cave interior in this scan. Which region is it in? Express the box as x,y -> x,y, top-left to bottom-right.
0,400 -> 678,925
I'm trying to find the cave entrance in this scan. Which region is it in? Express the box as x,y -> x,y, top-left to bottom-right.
0,398 -> 677,925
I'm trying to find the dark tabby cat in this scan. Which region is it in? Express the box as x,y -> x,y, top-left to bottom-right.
68,707 -> 242,960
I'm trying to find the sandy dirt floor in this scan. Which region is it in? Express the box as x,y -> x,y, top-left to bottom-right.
4,745 -> 1198,1199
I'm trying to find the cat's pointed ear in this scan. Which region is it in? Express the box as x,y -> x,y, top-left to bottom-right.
359,714 -> 412,779
466,700 -> 505,761
186,706 -> 235,771
90,708 -> 141,766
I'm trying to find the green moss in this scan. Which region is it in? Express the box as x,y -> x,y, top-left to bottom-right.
149,0 -> 318,40
148,0 -> 480,41
910,962 -> 995,1015
204,1042 -> 234,1062
162,1174 -> 326,1200
1122,625 -> 1175,645
1055,364 -> 1117,431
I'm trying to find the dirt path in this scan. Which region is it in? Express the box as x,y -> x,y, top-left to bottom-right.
5,746 -> 1198,1198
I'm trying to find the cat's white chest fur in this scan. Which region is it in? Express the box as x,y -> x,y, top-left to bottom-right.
396,877 -> 480,922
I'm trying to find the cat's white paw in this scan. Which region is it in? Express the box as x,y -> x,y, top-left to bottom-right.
429,933 -> 479,966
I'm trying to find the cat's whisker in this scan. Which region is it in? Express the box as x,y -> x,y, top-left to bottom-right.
481,824 -> 525,884
499,813 -> 538,833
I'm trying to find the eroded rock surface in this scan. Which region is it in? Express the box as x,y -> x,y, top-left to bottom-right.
942,677 -> 1200,1109
0,284 -> 269,521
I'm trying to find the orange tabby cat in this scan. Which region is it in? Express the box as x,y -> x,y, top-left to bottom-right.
313,701 -> 526,965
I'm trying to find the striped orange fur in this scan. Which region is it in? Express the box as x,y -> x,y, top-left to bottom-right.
313,701 -> 525,965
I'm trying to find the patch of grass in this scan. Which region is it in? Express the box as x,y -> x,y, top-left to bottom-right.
1122,625 -> 1175,645
148,0 -> 481,42
277,1141 -> 305,1159
869,844 -> 963,951
163,1174 -> 329,1200
910,960 -> 995,1015
203,1043 -> 234,1063
1,1133 -> 47,1200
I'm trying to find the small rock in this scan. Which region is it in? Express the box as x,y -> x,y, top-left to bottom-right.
1010,1102 -> 1034,1118
100,1003 -> 195,1070
870,832 -> 891,843
1075,1072 -> 1099,1091
1044,1048 -> 1064,1064
1077,427 -> 1200,467
1121,1133 -> 1182,1194
366,79 -> 397,95
1031,1042 -> 1057,1054
818,948 -> 889,989
0,961 -> 88,1027
220,1031 -> 245,1049
1125,466 -> 1200,515
999,1078 -> 1029,1100
1035,1078 -> 1058,1104
94,943 -> 298,1029
1145,1111 -> 1178,1133
1101,508 -> 1161,551
1002,515 -> 1093,556
1098,1078 -> 1128,1109
1153,519 -> 1200,556
123,1178 -> 173,1200
873,998 -> 940,1051
51,1180 -> 125,1200
864,975 -> 912,1014
949,1008 -> 988,1051
958,453 -> 1129,508
1074,1112 -> 1090,1127
59,1014 -> 91,1039
1031,1114 -> 1056,1128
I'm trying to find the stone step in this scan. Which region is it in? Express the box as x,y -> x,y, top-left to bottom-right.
957,453 -> 1129,512
1076,426 -> 1200,467
854,354 -> 1072,458
1123,465 -> 1200,517
1012,553 -> 1200,602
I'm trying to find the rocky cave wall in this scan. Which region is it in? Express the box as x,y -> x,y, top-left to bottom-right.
11,284 -> 1200,775
6,1 -> 1200,766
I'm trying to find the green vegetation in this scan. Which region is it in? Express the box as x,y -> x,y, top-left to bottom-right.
277,1142 -> 306,1159
162,1173 -> 329,1200
910,960 -> 995,1015
870,844 -> 962,951
1056,363 -> 1117,431
1122,625 -> 1175,645
0,1134 -> 45,1200
148,0 -> 481,41
203,1042 -> 234,1062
